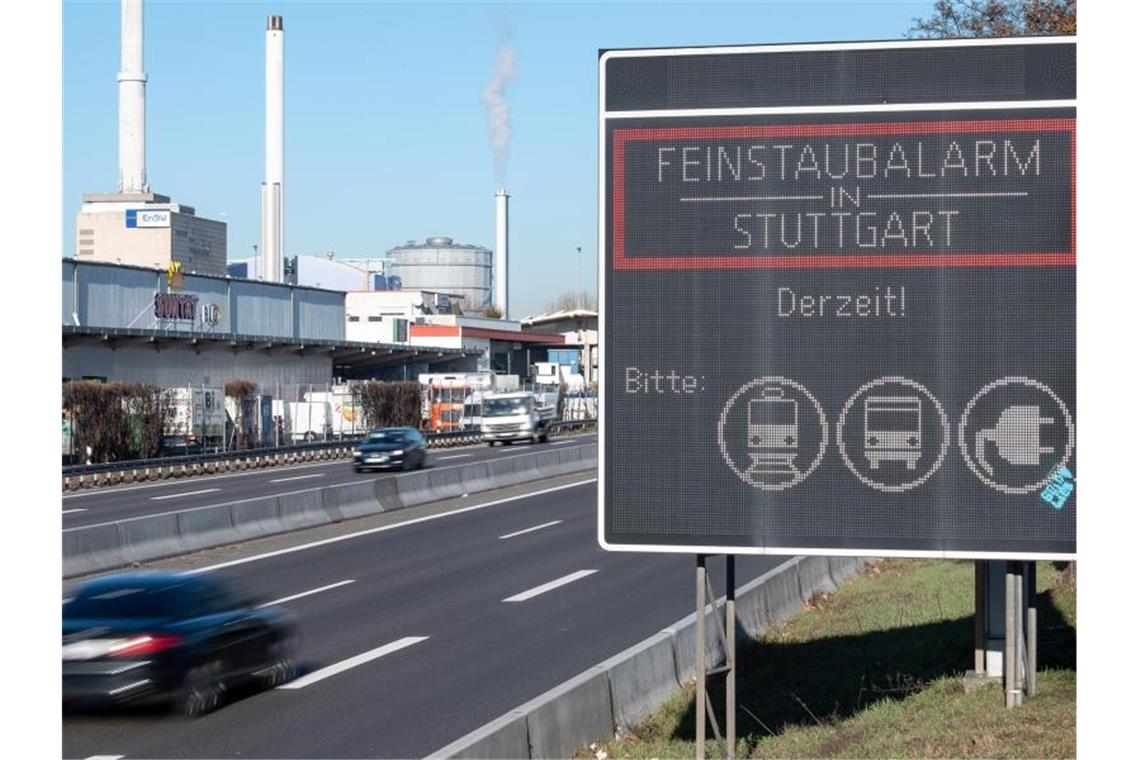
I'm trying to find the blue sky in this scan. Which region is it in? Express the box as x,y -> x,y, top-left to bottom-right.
63,0 -> 932,317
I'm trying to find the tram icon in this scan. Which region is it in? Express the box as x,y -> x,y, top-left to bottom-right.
745,387 -> 800,484
863,395 -> 922,470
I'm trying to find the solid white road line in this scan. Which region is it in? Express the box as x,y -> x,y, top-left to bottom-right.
436,453 -> 474,460
278,636 -> 428,690
499,520 -> 563,540
149,488 -> 220,501
502,570 -> 598,602
259,579 -> 355,607
187,479 -> 597,574
550,439 -> 575,445
83,755 -> 125,760
269,473 -> 326,484
62,508 -> 87,514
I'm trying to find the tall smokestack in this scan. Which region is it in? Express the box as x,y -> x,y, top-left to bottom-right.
260,15 -> 285,282
117,0 -> 148,193
495,188 -> 509,318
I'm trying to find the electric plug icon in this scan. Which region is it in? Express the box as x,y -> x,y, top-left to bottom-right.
974,405 -> 1055,476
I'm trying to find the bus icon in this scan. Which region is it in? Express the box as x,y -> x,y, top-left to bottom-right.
864,395 -> 922,470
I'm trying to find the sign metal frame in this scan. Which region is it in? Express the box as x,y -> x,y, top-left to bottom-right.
597,36 -> 1077,560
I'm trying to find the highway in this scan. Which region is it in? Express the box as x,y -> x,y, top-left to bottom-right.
61,434 -> 597,529
62,473 -> 782,759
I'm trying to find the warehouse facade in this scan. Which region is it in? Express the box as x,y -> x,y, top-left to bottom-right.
62,258 -> 475,397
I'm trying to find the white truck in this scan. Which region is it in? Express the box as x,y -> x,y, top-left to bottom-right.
304,387 -> 366,438
166,386 -> 226,451
480,391 -> 556,445
271,399 -> 332,442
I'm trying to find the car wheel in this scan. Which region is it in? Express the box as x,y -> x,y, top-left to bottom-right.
487,441 -> 496,447
417,453 -> 426,470
261,637 -> 297,688
402,458 -> 412,472
175,658 -> 226,718
354,465 -> 363,473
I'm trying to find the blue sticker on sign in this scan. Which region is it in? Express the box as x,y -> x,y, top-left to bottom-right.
1040,466 -> 1075,510
125,209 -> 137,228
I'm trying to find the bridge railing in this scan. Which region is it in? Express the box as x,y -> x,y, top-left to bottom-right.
60,419 -> 597,490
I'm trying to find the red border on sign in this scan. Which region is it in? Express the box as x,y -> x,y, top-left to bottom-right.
611,118 -> 1076,270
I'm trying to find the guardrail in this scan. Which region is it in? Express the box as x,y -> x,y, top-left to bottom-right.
61,419 -> 597,491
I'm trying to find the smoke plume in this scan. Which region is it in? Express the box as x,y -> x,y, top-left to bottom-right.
481,44 -> 517,179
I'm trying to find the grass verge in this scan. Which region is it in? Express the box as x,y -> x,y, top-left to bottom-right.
586,560 -> 1075,759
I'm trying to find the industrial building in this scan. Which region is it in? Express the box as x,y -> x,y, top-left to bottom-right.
522,308 -> 598,385
75,1 -> 228,278
228,254 -> 377,292
384,237 -> 494,314
63,1 -> 560,397
76,193 -> 228,277
62,258 -> 477,395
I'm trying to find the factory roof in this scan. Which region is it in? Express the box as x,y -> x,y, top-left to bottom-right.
63,257 -> 346,297
520,308 -> 599,325
61,325 -> 479,370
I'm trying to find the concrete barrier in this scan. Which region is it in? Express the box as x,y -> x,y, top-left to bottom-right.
229,497 -> 285,541
394,471 -> 435,509
459,462 -> 494,496
61,523 -> 124,577
118,513 -> 182,565
322,481 -> 379,522
671,605 -> 728,685
434,555 -> 873,759
276,489 -> 331,532
373,476 -> 401,512
796,554 -> 838,601
177,506 -> 236,555
526,667 -> 614,760
426,466 -> 466,503
604,631 -> 680,730
485,455 -> 526,491
64,444 -> 598,578
435,709 -> 530,760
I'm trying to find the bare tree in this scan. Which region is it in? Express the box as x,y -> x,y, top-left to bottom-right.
359,381 -> 422,429
908,0 -> 1075,38
62,381 -> 174,462
545,291 -> 597,313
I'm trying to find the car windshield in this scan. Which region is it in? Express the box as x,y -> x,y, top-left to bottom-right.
484,398 -> 529,416
366,431 -> 405,443
65,581 -> 190,619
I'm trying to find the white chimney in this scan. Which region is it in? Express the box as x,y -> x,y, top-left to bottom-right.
260,15 -> 285,283
495,188 -> 509,318
117,0 -> 148,193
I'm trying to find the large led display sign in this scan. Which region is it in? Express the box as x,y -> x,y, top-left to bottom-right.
599,39 -> 1076,558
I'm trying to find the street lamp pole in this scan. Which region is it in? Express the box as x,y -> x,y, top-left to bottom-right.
577,246 -> 582,309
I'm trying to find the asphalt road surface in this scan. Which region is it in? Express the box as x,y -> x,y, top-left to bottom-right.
61,434 -> 597,529
62,473 -> 783,759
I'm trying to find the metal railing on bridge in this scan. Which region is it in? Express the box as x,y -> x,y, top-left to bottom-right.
60,419 -> 597,491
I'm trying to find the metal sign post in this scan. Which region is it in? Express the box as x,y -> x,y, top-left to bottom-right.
598,36 -> 1074,726
695,555 -> 736,760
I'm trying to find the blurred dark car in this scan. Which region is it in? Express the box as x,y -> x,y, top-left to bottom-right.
63,572 -> 296,717
352,427 -> 427,472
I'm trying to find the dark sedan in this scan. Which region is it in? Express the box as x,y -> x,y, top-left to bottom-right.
352,427 -> 427,472
63,572 -> 296,717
